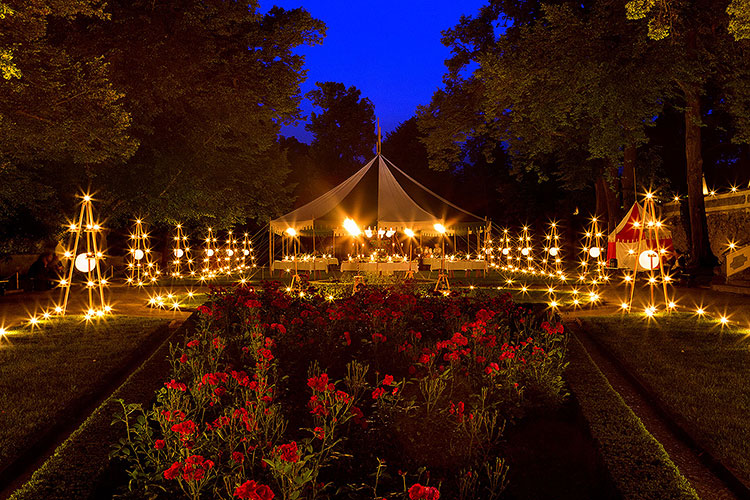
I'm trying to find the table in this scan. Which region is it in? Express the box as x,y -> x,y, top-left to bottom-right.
340,261 -> 418,275
425,258 -> 488,276
272,258 -> 339,275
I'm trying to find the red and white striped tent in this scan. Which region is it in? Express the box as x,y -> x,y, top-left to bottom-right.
607,203 -> 673,270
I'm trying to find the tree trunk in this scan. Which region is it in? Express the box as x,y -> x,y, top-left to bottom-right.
595,177 -> 607,223
622,143 -> 637,208
604,166 -> 621,235
682,86 -> 716,269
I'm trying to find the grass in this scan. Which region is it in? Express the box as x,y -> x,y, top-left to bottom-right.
581,313 -> 750,483
565,335 -> 698,500
8,318 -> 191,500
0,316 -> 169,470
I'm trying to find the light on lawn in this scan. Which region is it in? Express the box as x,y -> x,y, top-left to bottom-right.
719,316 -> 729,326
75,253 -> 96,273
548,300 -> 559,308
621,302 -> 630,310
638,250 -> 659,270
645,305 -> 657,317
668,301 -> 677,309
573,299 -> 580,306
696,308 -> 705,316
326,295 -> 334,301
54,306 -> 63,314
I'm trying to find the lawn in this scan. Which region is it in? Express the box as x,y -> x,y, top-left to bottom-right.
0,316 -> 170,470
580,314 -> 750,483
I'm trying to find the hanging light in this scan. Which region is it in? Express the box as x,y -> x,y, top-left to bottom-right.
404,228 -> 415,238
343,218 -> 361,236
433,223 -> 446,234
589,247 -> 601,258
173,248 -> 184,258
549,247 -> 559,257
285,227 -> 297,237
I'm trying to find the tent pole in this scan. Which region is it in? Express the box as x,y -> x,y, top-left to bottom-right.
268,224 -> 272,269
468,229 -> 470,257
312,219 -> 316,256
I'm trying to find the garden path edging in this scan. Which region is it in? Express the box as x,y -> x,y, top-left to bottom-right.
573,318 -> 750,500
1,315 -> 195,500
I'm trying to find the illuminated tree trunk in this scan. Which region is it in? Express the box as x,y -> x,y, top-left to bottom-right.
682,86 -> 716,268
622,143 -> 637,208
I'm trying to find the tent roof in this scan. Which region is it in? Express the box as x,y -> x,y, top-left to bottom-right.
271,155 -> 485,236
608,203 -> 671,243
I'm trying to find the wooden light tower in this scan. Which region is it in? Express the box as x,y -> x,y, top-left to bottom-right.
56,194 -> 110,319
126,218 -> 157,286
170,224 -> 195,278
623,192 -> 674,315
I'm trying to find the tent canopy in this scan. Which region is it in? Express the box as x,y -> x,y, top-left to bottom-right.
271,155 -> 486,236
607,203 -> 673,268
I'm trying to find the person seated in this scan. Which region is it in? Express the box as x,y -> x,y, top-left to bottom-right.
26,252 -> 54,291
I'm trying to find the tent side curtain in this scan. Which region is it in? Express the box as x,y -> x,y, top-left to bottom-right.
377,157 -> 439,225
270,157 -> 376,235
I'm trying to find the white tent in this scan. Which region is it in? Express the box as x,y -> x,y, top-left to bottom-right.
270,154 -> 486,237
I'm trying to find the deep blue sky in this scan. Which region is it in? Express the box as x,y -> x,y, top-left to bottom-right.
268,0 -> 489,142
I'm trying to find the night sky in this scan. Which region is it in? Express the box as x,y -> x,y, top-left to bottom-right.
267,0 -> 489,142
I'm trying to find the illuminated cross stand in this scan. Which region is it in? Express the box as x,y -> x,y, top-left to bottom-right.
285,227 -> 302,291
170,224 -> 194,278
126,218 -> 157,286
624,192 -> 674,314
57,194 -> 110,318
579,217 -> 608,290
434,223 -> 450,292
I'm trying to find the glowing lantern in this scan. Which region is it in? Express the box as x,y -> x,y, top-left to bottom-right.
502,248 -> 510,256
589,247 -> 601,258
206,249 -> 215,257
404,228 -> 415,238
226,249 -> 234,257
549,247 -> 559,257
174,248 -> 184,258
433,223 -> 446,234
521,247 -> 530,256
638,250 -> 659,270
243,249 -> 250,256
133,249 -> 145,261
74,253 -> 96,273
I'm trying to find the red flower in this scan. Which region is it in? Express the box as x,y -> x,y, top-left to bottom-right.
181,454 -> 214,481
235,480 -> 276,499
372,387 -> 386,399
276,441 -> 299,463
232,451 -> 245,463
307,373 -> 330,392
165,379 -> 187,391
171,420 -> 197,436
179,353 -> 188,364
163,461 -> 181,480
154,439 -> 165,450
343,331 -> 351,345
314,426 -> 325,440
409,484 -> 439,500
187,339 -> 200,348
424,486 -> 440,500
382,374 -> 394,386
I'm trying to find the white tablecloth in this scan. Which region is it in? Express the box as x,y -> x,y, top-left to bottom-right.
340,261 -> 418,275
272,258 -> 338,272
427,259 -> 488,271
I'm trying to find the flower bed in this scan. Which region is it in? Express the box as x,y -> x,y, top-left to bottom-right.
112,282 -> 569,499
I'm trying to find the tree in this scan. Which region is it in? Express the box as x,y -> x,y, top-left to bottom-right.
419,1 -> 675,233
306,81 -> 376,182
625,0 -> 750,267
0,0 -> 137,251
79,0 -> 326,228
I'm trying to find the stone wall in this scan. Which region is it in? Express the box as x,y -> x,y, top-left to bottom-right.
663,188 -> 750,280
